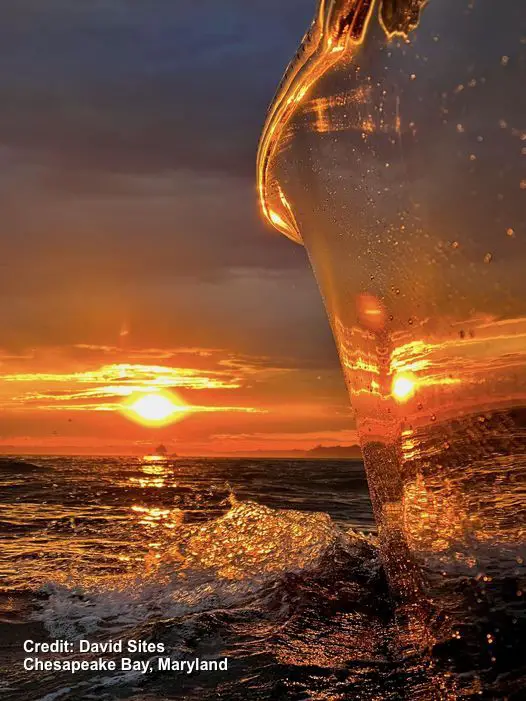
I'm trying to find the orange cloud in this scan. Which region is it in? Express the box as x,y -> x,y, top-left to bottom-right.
0,344 -> 351,455
0,358 -> 268,419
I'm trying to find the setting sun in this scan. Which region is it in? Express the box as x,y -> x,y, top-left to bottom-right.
125,391 -> 188,426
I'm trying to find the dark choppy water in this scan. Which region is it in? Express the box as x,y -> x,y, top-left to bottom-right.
0,456 -> 524,700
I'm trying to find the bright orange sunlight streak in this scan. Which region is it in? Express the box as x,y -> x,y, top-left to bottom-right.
123,390 -> 189,427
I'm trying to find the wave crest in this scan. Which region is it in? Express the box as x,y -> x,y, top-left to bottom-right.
35,499 -> 378,640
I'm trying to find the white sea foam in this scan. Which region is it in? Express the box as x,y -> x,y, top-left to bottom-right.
34,499 -> 377,640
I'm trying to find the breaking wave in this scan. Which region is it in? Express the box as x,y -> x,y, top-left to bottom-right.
35,499 -> 380,641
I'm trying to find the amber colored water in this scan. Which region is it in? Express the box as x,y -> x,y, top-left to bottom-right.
1,455 -> 525,699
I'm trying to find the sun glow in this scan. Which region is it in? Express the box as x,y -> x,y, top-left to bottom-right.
125,391 -> 187,426
392,374 -> 416,402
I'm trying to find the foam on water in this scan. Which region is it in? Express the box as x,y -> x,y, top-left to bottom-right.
4,457 -> 525,698
35,499 -> 379,641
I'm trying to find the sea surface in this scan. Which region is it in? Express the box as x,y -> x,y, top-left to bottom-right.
0,456 -> 524,700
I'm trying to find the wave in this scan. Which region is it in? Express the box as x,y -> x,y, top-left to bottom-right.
0,459 -> 49,473
23,498 -> 526,699
34,498 -> 380,641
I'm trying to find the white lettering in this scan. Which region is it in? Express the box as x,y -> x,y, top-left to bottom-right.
156,657 -> 229,673
23,640 -> 73,654
120,658 -> 150,673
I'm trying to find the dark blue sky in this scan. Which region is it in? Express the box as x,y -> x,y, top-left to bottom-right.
0,0 -> 341,366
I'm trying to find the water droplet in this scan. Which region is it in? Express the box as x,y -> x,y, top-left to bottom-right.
417,403 -> 423,411
431,414 -> 437,422
499,119 -> 508,129
506,227 -> 515,237
410,73 -> 416,80
501,55 -> 509,66
408,318 -> 414,325
520,181 -> 526,190
456,123 -> 465,133
451,241 -> 460,249
469,153 -> 477,161
484,253 -> 493,264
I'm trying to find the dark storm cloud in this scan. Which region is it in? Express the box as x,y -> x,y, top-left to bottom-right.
0,0 -> 342,374
0,0 -> 315,178
0,0 -> 319,280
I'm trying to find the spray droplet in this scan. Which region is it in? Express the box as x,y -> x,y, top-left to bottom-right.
501,55 -> 509,66
451,240 -> 459,249
410,73 -> 416,81
431,414 -> 437,422
506,227 -> 515,237
484,253 -> 493,264
456,123 -> 465,133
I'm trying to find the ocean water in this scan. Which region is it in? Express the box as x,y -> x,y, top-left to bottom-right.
0,456 -> 524,700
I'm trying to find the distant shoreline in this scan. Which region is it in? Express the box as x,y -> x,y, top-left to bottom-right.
0,449 -> 364,460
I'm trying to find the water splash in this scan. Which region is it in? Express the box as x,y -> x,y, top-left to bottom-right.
35,499 -> 378,641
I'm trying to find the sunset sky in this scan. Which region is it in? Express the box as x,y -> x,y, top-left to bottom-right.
0,0 -> 356,455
